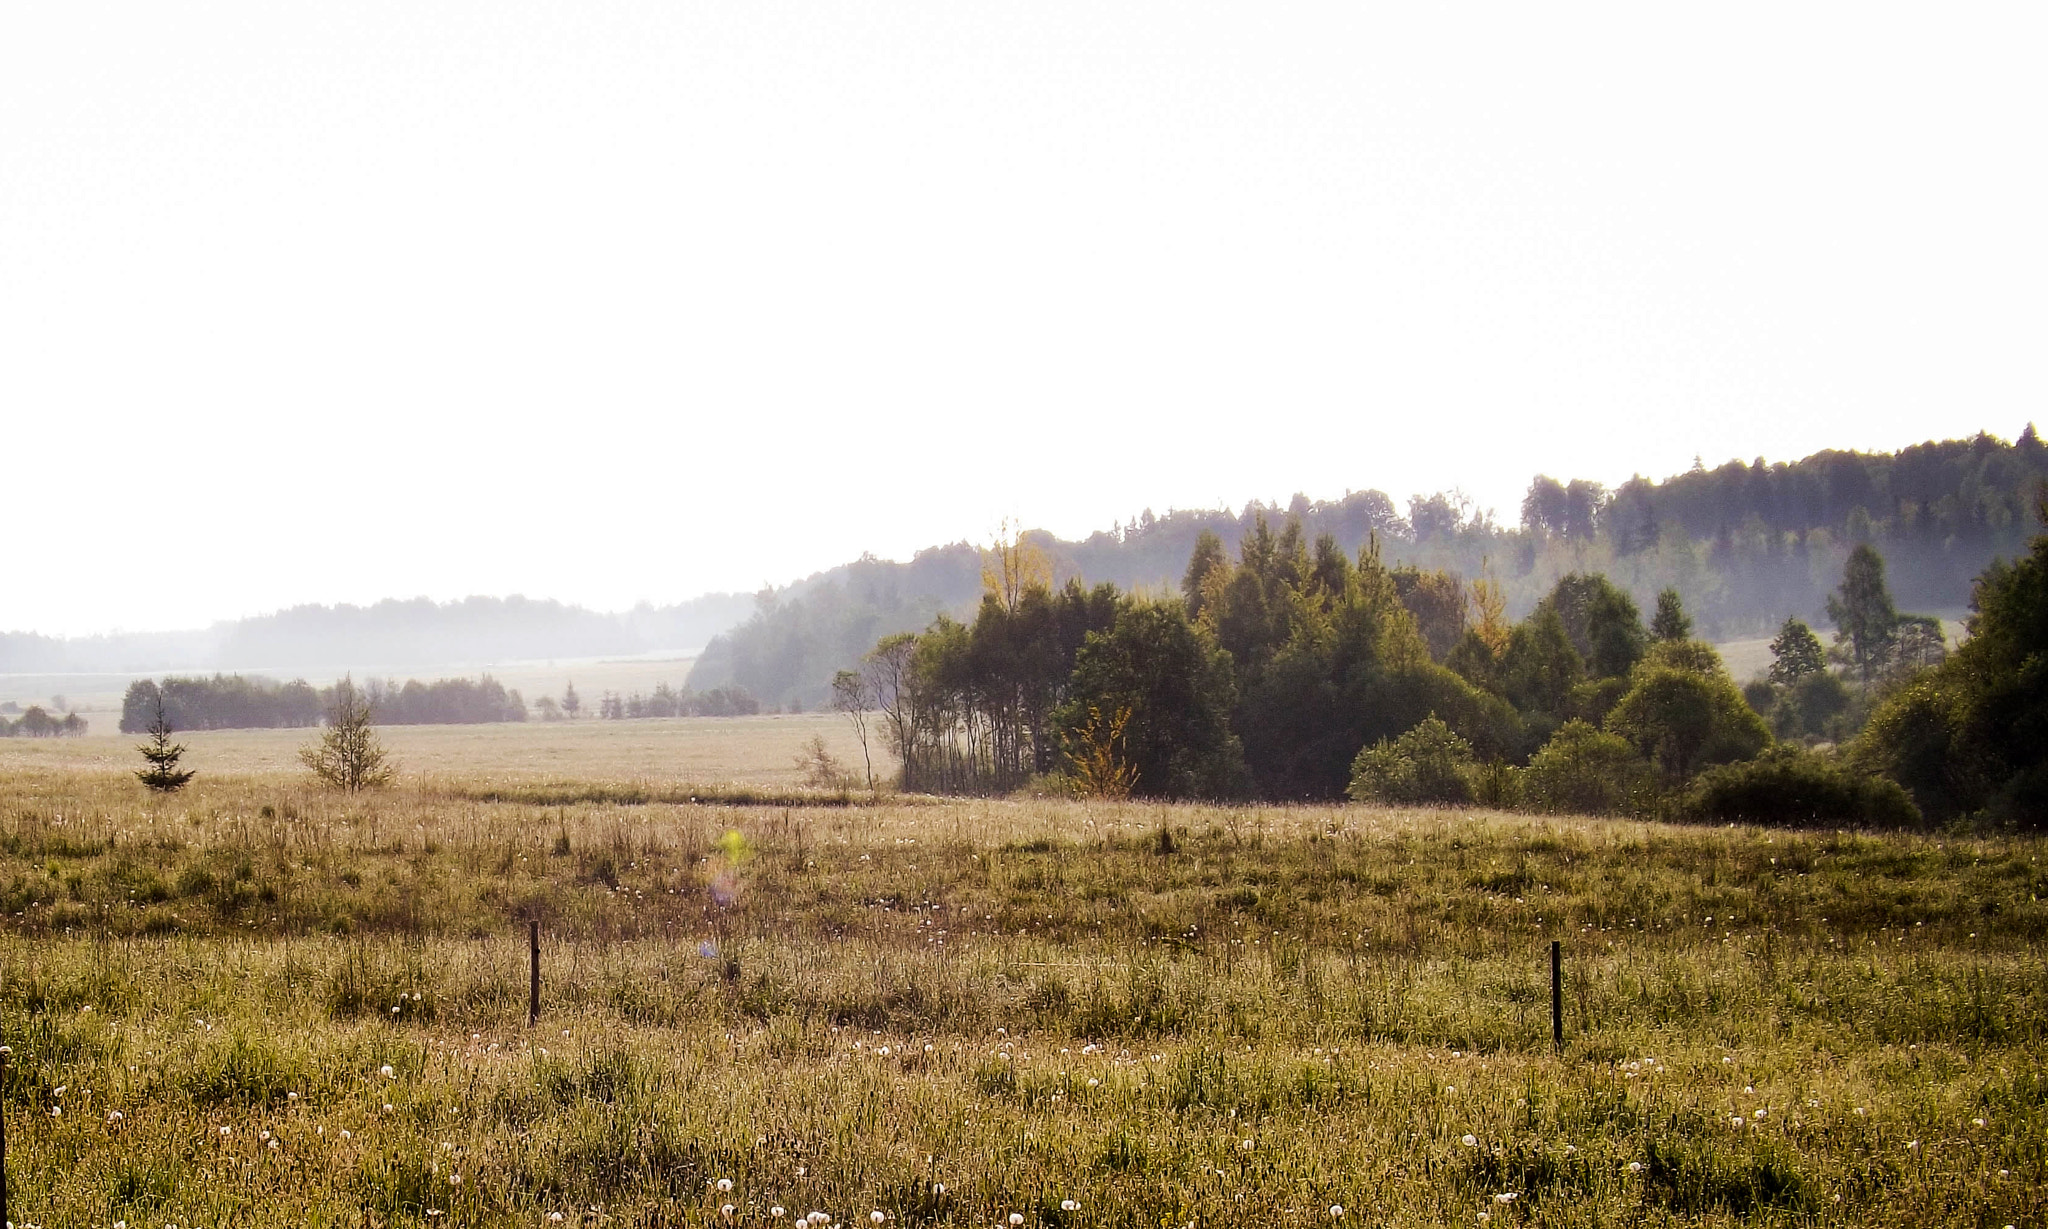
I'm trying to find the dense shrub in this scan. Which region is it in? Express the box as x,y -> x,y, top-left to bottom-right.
1346,716 -> 1475,806
1606,642 -> 1771,780
1680,745 -> 1921,828
1520,720 -> 1653,816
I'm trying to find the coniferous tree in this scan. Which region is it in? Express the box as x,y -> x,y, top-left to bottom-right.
134,697 -> 196,793
1828,544 -> 1899,682
1650,588 -> 1693,642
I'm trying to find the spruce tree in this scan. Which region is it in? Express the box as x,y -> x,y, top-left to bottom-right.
1827,544 -> 1899,681
1650,588 -> 1693,641
135,697 -> 196,793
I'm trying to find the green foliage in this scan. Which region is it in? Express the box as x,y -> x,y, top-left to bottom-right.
1679,745 -> 1916,831
1650,587 -> 1693,641
1345,716 -> 1476,805
1180,529 -> 1228,620
1520,720 -> 1654,815
1502,604 -> 1582,717
885,580 -> 1123,794
1768,617 -> 1827,685
1059,599 -> 1246,800
1828,543 -> 1900,682
0,704 -> 88,738
1854,502 -> 2048,822
1606,643 -> 1770,780
680,433 -> 2048,725
1680,745 -> 1921,827
1545,572 -> 1650,678
1215,524 -> 1518,797
1565,675 -> 1631,726
122,672 -> 527,732
1390,565 -> 1467,660
1773,671 -> 1857,742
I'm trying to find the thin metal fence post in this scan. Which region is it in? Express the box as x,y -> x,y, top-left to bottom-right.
529,919 -> 541,1027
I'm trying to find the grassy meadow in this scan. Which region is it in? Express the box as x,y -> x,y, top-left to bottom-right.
1,718 -> 2043,1227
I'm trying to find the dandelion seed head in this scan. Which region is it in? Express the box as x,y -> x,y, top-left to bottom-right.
717,1179 -> 734,1193
1461,1134 -> 1477,1148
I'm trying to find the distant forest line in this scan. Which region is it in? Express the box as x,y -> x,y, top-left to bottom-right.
119,675 -> 533,733
0,705 -> 87,738
690,428 -> 2047,709
117,674 -> 767,733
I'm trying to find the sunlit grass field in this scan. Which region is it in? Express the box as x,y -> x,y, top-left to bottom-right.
1,720 -> 2043,1227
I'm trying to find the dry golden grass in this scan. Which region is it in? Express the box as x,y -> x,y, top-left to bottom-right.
0,720 -> 2042,1227
0,711 -> 872,790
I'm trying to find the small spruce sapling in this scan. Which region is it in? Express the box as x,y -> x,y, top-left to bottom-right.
135,697 -> 196,793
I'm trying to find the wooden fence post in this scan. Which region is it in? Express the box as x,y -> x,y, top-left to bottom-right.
529,919 -> 541,1027
1551,940 -> 1563,1049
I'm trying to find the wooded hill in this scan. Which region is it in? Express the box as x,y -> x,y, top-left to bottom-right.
689,428 -> 2048,709
0,592 -> 754,675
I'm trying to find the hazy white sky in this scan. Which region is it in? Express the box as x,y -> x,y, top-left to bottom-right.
5,1 -> 2043,636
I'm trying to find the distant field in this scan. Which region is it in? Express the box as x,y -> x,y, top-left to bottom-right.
1,719 -> 2040,1227
0,709 -> 874,788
